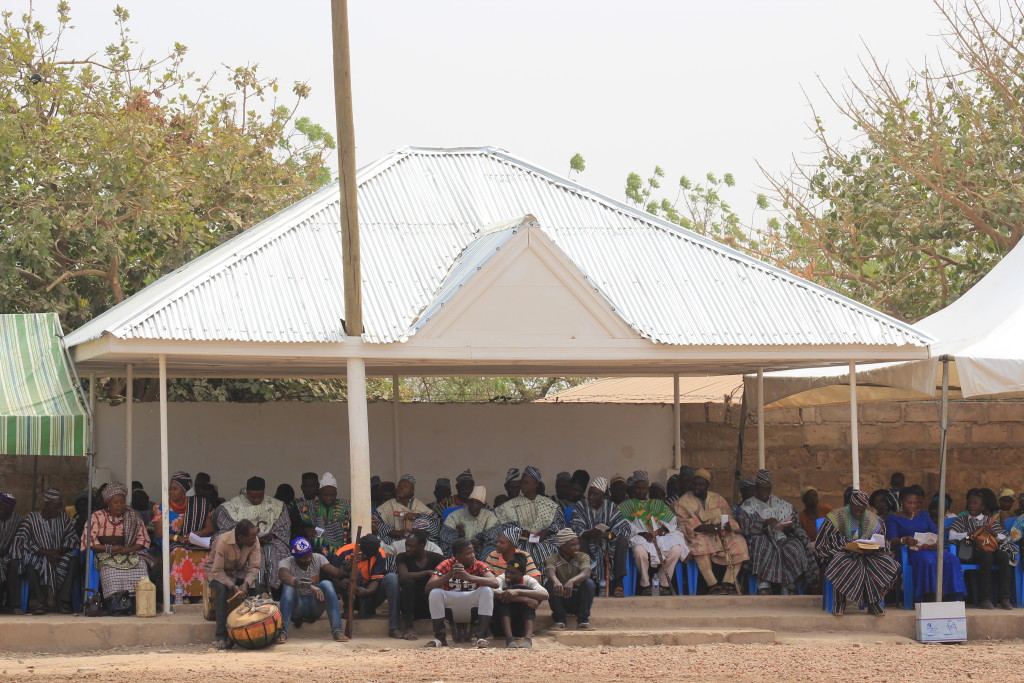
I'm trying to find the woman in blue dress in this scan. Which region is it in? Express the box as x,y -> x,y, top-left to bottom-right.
886,486 -> 965,603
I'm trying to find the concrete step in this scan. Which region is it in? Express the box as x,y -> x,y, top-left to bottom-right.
552,628 -> 776,647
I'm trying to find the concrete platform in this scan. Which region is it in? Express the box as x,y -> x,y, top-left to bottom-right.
1,595 -> 1020,653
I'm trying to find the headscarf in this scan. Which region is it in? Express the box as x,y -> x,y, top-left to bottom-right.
679,466 -> 696,477
246,476 -> 266,491
171,471 -> 193,493
504,468 -> 521,483
739,478 -> 755,489
456,469 -> 474,483
43,488 -> 61,502
291,537 -> 313,558
319,472 -> 338,490
590,477 -> 609,493
850,490 -> 870,508
999,488 -> 1015,499
800,485 -> 817,496
499,524 -> 523,544
400,474 -> 416,484
694,468 -> 712,483
0,493 -> 15,509
555,528 -> 577,546
523,466 -> 542,482
556,472 -> 572,482
102,482 -> 128,503
755,469 -> 771,486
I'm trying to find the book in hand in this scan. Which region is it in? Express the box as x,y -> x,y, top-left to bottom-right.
844,534 -> 886,551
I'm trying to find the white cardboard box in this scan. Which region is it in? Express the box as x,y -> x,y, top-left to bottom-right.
915,601 -> 967,642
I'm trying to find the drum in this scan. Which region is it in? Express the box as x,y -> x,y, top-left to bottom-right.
201,581 -> 245,621
226,598 -> 282,650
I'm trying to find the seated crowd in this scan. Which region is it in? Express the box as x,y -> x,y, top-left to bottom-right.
0,467 -> 1020,647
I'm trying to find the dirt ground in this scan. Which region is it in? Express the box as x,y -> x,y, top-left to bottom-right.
0,637 -> 1014,682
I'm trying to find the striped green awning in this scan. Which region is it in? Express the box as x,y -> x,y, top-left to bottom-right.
0,313 -> 88,456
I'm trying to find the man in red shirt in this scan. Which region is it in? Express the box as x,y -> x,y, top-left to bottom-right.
424,537 -> 498,648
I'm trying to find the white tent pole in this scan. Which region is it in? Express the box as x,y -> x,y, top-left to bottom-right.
757,367 -> 765,470
935,357 -> 950,602
88,373 -> 96,424
348,354 -> 372,536
849,360 -> 859,490
158,355 -> 171,614
125,364 -> 133,487
392,374 -> 402,480
673,373 -> 681,470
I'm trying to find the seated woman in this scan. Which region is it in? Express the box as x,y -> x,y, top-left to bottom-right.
152,471 -> 214,603
886,486 -> 965,603
950,488 -> 1018,609
815,489 -> 899,616
82,481 -> 153,601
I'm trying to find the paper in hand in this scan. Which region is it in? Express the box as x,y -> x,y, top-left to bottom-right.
913,532 -> 938,545
188,532 -> 212,549
528,533 -> 541,544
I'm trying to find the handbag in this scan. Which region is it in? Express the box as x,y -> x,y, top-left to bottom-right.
956,539 -> 974,561
84,589 -> 104,618
968,515 -> 1000,553
106,590 -> 132,616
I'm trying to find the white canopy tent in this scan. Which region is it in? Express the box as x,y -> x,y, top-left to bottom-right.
747,237 -> 1024,601
65,146 -> 932,613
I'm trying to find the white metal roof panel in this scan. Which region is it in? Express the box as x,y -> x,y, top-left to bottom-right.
66,146 -> 930,349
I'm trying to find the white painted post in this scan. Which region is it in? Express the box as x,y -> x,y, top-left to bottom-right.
125,364 -> 133,487
849,360 -> 860,490
158,355 -> 171,614
392,374 -> 401,480
673,374 -> 681,470
757,367 -> 765,470
348,353 -> 372,536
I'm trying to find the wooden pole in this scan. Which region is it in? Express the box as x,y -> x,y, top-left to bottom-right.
331,0 -> 361,338
756,367 -> 765,470
125,363 -> 133,487
158,355 -> 171,614
849,360 -> 859,490
672,374 -> 681,470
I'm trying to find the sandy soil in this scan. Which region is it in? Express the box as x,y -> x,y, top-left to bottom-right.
0,637 -> 1012,682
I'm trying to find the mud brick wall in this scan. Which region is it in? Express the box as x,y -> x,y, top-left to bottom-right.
0,454 -> 89,515
679,399 -> 1024,512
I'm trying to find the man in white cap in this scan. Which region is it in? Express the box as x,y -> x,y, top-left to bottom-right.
299,472 -> 352,556
441,485 -> 498,557
544,528 -> 596,631
377,474 -> 435,542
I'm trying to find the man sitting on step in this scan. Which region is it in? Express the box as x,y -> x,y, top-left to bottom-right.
424,537 -> 498,648
545,528 -> 596,631
276,537 -> 348,644
494,552 -> 548,648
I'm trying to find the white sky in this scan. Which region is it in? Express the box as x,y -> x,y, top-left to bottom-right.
18,0 -> 973,220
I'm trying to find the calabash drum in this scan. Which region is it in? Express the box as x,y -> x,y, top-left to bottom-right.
226,599 -> 281,649
201,581 -> 245,621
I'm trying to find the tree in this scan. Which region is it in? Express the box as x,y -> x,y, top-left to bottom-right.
753,0 -> 1024,321
0,3 -> 334,331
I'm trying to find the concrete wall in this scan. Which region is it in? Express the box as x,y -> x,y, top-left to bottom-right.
90,402 -> 678,502
4,398 -> 1021,516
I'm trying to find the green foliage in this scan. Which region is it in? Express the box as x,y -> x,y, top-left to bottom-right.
0,3 -> 334,331
402,376 -> 591,403
568,152 -> 586,179
754,0 -> 1024,320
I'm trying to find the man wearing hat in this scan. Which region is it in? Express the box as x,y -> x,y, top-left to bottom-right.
493,468 -> 521,509
494,551 -> 548,648
300,472 -> 352,557
740,470 -> 817,595
0,493 -> 22,612
441,485 -> 498,557
495,466 -> 564,568
552,472 -> 575,511
544,529 -> 596,631
571,477 -> 631,597
12,488 -> 77,614
618,471 -> 689,595
212,476 -> 291,590
377,474 -> 434,542
277,536 -> 348,643
675,469 -> 748,595
429,478 -> 452,516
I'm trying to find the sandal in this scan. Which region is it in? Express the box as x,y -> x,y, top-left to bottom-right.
402,631 -> 419,640
505,637 -> 520,648
389,628 -> 405,639
639,586 -> 653,596
707,584 -> 724,595
423,638 -> 446,648
475,638 -> 490,648
613,586 -> 625,598
522,637 -> 533,648
275,633 -> 288,644
333,630 -> 349,642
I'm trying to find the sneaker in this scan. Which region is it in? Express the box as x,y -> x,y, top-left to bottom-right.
550,622 -> 566,631
212,639 -> 230,650
522,637 -> 533,648
577,622 -> 596,631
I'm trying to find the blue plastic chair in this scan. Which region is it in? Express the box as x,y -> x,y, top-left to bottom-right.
85,549 -> 101,597
441,506 -> 465,521
900,545 -> 914,609
952,540 -> 1017,607
20,580 -> 29,612
624,551 -> 685,596
685,559 -> 699,595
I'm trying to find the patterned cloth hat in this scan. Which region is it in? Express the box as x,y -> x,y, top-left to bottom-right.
504,468 -> 521,483
523,466 -> 542,482
555,528 -> 577,546
755,469 -> 771,486
456,469 -> 474,483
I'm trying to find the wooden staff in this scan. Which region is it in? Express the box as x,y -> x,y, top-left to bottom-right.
344,525 -> 362,639
604,533 -> 613,598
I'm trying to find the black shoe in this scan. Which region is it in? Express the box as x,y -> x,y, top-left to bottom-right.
998,598 -> 1013,610
978,599 -> 995,610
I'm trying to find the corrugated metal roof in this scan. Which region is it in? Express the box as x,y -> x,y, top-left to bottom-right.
537,376 -> 745,404
66,146 -> 930,349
